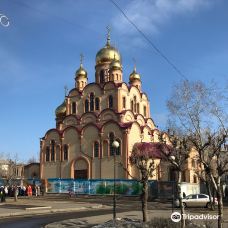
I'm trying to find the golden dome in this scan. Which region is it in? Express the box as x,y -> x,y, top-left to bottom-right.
96,45 -> 121,65
110,59 -> 122,70
75,64 -> 87,79
129,67 -> 141,82
96,31 -> 121,65
55,101 -> 66,117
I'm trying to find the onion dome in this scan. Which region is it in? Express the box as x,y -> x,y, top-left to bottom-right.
75,63 -> 87,79
55,101 -> 66,118
110,56 -> 122,70
96,29 -> 121,65
129,66 -> 141,82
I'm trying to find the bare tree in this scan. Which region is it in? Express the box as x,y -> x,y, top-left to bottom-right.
159,132 -> 190,228
167,79 -> 228,228
122,142 -> 170,222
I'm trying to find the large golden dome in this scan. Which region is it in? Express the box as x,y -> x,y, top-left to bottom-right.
96,32 -> 121,65
55,101 -> 66,118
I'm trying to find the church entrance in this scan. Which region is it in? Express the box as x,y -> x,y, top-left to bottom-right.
74,158 -> 88,179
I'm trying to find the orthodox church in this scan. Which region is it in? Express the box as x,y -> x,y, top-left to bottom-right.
40,32 -> 163,180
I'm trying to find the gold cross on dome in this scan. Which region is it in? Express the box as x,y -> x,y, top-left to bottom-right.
106,25 -> 111,45
132,57 -> 136,71
64,85 -> 68,96
80,53 -> 84,65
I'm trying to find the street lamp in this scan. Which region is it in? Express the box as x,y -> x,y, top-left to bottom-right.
112,140 -> 119,222
169,155 -> 175,213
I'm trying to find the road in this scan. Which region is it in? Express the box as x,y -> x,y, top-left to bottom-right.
0,196 -> 227,228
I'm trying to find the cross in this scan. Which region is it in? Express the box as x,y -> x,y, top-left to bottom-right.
64,85 -> 68,96
106,25 -> 111,45
132,57 -> 136,71
80,53 -> 84,65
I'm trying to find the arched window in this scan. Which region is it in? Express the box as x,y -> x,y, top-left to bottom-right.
51,140 -> 55,161
116,139 -> 121,155
90,93 -> 94,111
85,99 -> 89,112
108,95 -> 113,108
131,100 -> 133,111
137,103 -> 139,113
122,97 -> 126,109
63,144 -> 68,160
95,98 -> 100,111
46,147 -> 50,162
133,96 -> 137,112
100,70 -> 105,83
94,141 -> 99,157
72,102 -> 76,114
109,132 -> 115,156
143,106 -> 146,117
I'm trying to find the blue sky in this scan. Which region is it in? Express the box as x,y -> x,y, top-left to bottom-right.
0,0 -> 227,162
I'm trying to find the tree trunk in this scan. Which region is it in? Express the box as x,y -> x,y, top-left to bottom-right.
217,178 -> 223,228
14,186 -> 18,202
141,181 -> 148,222
206,179 -> 214,210
178,171 -> 185,228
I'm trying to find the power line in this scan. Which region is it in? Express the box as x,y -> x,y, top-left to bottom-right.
109,0 -> 188,80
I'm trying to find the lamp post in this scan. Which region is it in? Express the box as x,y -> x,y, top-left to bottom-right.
169,155 -> 176,213
112,140 -> 119,222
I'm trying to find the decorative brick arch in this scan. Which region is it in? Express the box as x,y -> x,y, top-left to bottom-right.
70,156 -> 91,179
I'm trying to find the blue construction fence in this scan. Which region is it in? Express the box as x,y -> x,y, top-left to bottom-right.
0,178 -> 177,198
44,179 -> 176,198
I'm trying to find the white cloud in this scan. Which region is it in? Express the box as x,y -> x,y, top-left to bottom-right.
112,0 -> 212,38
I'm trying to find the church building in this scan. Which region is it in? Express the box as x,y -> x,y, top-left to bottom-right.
40,32 -> 166,180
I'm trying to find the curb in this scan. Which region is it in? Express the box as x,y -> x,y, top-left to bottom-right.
0,204 -> 103,219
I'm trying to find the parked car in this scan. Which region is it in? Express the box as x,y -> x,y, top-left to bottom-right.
174,194 -> 218,208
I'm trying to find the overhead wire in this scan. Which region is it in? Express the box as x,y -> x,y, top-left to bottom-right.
109,0 -> 188,80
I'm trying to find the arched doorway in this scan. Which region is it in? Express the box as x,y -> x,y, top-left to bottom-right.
74,158 -> 88,179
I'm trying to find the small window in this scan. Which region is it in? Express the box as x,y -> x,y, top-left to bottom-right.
131,100 -> 133,111
46,147 -> 50,162
63,144 -> 68,160
90,93 -> 94,111
95,98 -> 100,111
94,142 -> 99,157
143,106 -> 146,117
51,140 -> 55,161
100,70 -> 105,83
85,99 -> 89,112
109,95 -> 113,108
109,132 -> 115,156
72,102 -> 76,114
122,97 -> 126,109
136,103 -> 139,113
116,139 -> 121,155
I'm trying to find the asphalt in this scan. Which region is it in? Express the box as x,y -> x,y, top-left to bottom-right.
0,196 -> 103,219
0,196 -> 227,227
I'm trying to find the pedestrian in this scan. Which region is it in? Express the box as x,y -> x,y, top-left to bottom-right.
183,192 -> 186,198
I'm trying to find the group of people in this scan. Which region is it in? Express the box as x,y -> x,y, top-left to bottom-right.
0,184 -> 41,202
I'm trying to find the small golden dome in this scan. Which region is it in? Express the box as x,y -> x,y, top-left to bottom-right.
129,67 -> 141,82
55,101 -> 66,117
75,64 -> 87,79
110,59 -> 122,70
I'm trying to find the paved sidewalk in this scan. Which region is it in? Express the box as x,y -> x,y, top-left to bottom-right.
44,210 -> 169,228
0,197 -> 103,218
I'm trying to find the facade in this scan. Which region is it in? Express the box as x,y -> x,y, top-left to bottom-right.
39,33 -> 200,183
24,163 -> 40,179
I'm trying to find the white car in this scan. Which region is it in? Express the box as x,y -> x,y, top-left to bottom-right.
174,194 -> 218,208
